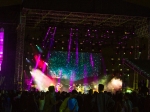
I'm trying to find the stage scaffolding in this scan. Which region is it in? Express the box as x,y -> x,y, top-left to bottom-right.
123,18 -> 150,90
15,8 -> 150,90
15,15 -> 26,90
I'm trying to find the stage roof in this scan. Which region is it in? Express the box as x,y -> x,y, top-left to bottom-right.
23,8 -> 147,28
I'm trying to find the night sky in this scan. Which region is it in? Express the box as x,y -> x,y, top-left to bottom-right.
48,51 -> 101,81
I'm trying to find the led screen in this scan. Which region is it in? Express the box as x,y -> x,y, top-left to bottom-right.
48,51 -> 101,81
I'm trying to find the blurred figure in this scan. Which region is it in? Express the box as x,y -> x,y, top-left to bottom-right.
83,89 -> 93,112
59,90 -> 79,112
91,84 -> 115,112
43,86 -> 57,112
38,92 -> 45,112
124,93 -> 132,112
114,92 -> 126,112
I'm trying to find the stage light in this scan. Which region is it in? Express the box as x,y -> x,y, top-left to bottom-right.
128,74 -> 129,76
126,89 -> 132,93
111,58 -> 114,60
45,62 -> 48,66
94,85 -> 97,88
0,28 -> 4,71
120,69 -> 122,71
26,58 -> 30,63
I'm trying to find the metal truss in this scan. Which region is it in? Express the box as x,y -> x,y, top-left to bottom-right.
134,37 -> 140,59
134,37 -> 140,90
148,38 -> 150,60
133,18 -> 150,89
123,59 -> 150,80
148,20 -> 150,60
135,18 -> 149,38
22,8 -> 147,28
15,15 -> 26,90
147,20 -> 150,88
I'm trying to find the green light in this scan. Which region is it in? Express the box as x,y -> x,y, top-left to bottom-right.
126,89 -> 132,93
36,45 -> 43,53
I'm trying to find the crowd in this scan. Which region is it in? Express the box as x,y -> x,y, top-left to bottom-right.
0,84 -> 149,112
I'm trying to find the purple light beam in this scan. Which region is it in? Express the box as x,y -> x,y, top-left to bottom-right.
68,28 -> 72,63
90,53 -> 94,67
0,28 -> 4,71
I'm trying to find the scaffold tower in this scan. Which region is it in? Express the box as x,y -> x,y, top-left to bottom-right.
14,15 -> 26,90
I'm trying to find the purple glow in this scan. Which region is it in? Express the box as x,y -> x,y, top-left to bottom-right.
83,65 -> 88,84
44,27 -> 51,40
69,71 -> 75,92
35,55 -> 41,69
90,53 -> 94,67
42,63 -> 46,72
0,28 -> 4,71
49,27 -> 56,52
43,27 -> 51,46
58,69 -> 62,83
76,40 -> 78,65
68,28 -> 72,62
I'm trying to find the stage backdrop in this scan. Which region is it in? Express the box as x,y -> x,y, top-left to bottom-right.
48,51 -> 101,82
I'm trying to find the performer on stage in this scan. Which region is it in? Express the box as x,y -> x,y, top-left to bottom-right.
77,84 -> 84,93
69,83 -> 77,92
55,83 -> 63,92
73,84 -> 77,90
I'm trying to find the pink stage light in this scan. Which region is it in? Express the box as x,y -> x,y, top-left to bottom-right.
107,77 -> 122,93
34,55 -> 47,72
0,28 -> 4,71
30,69 -> 53,91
